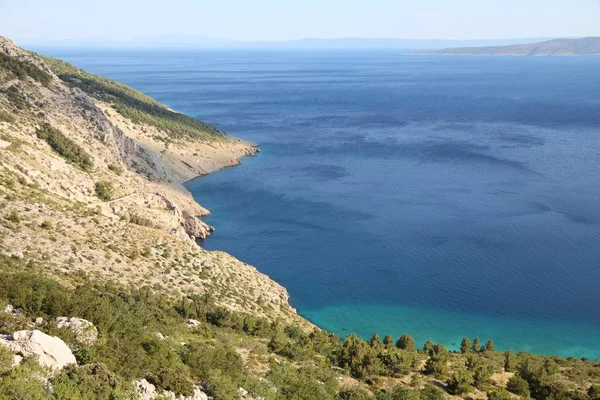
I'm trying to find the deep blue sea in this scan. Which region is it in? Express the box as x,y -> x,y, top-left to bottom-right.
42,48 -> 600,359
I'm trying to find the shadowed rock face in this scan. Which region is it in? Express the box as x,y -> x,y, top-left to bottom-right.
0,330 -> 76,370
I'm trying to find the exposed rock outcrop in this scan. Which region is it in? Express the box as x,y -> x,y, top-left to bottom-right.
56,317 -> 98,345
182,209 -> 214,239
0,330 -> 76,370
186,319 -> 201,329
135,379 -> 209,400
0,35 -> 310,329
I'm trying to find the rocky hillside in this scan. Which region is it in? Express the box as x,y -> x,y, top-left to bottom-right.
0,36 -> 305,327
2,36 -> 600,400
412,37 -> 600,56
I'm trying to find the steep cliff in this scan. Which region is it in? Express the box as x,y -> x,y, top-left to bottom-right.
0,36 -> 306,328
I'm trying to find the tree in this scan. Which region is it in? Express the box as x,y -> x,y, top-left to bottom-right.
339,386 -> 371,400
396,333 -> 416,351
423,344 -> 449,378
504,350 -> 516,372
369,333 -> 382,348
507,375 -> 530,397
420,384 -> 446,400
473,362 -> 494,389
487,388 -> 512,400
389,386 -> 421,400
383,334 -> 394,347
268,327 -> 288,353
95,181 -> 113,201
472,337 -> 481,353
380,348 -> 413,377
339,334 -> 379,379
446,368 -> 474,395
423,339 -> 433,353
460,337 -> 471,354
484,339 -> 495,352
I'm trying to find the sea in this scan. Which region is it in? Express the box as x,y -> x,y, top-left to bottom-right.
41,48 -> 600,359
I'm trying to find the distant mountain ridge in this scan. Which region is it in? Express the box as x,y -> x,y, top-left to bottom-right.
26,36 -> 555,50
412,37 -> 600,56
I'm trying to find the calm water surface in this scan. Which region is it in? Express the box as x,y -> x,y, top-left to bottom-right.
43,48 -> 600,358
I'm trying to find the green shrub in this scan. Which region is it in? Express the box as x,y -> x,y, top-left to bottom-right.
95,181 -> 113,201
41,220 -> 53,230
507,375 -> 530,397
43,57 -> 227,141
181,342 -> 243,381
423,344 -> 449,378
339,386 -> 371,400
487,388 -> 512,400
6,210 -> 20,223
0,109 -> 15,123
203,369 -> 239,400
0,360 -> 49,399
396,333 -> 416,351
589,385 -> 600,400
3,85 -> 29,110
0,53 -> 52,86
52,363 -> 130,400
268,363 -> 339,400
36,123 -> 93,171
147,365 -> 194,397
108,163 -> 124,175
446,368 -> 474,395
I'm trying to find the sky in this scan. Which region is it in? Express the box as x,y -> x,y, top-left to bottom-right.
1,0 -> 599,45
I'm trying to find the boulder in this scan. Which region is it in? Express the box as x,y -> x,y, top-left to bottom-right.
3,304 -> 21,314
56,317 -> 98,345
134,379 -> 209,400
0,330 -> 76,370
187,319 -> 201,329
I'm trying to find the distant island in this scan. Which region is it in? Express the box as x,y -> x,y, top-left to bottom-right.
412,37 -> 600,56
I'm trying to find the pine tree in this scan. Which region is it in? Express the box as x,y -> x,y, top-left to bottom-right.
484,339 -> 495,352
472,337 -> 481,353
369,333 -> 382,348
423,338 -> 433,353
460,337 -> 471,354
383,334 -> 394,347
503,350 -> 516,372
396,333 -> 416,351
423,344 -> 449,378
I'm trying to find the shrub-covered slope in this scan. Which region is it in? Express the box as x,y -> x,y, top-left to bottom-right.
1,36 -> 600,400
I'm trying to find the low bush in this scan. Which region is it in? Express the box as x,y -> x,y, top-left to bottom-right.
36,123 -> 93,171
0,53 -> 52,86
94,181 -> 113,201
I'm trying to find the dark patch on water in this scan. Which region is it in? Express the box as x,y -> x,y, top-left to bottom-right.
298,165 -> 349,181
51,49 -> 600,357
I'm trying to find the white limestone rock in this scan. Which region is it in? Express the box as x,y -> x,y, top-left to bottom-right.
187,319 -> 201,329
135,379 -> 209,400
56,317 -> 98,345
0,330 -> 76,370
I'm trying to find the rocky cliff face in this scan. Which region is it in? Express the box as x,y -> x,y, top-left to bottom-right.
0,36 -> 307,328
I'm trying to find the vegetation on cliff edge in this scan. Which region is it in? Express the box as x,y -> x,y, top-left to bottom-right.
42,56 -> 228,141
0,254 -> 599,400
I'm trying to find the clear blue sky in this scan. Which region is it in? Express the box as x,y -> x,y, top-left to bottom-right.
1,0 -> 599,44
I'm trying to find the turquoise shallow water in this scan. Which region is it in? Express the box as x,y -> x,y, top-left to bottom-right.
303,303 -> 600,360
41,48 -> 600,359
